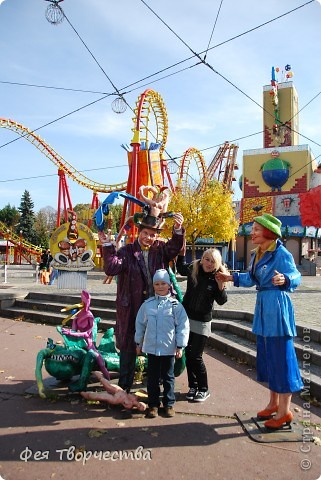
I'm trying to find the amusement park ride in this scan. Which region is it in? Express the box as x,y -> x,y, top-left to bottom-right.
0,88 -> 239,262
0,220 -> 42,264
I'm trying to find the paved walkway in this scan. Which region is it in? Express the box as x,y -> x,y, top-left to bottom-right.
0,275 -> 321,479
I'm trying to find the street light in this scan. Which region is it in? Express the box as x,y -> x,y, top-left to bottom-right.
5,230 -> 9,265
45,0 -> 65,25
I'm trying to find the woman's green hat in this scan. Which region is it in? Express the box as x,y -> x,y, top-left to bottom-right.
253,213 -> 282,237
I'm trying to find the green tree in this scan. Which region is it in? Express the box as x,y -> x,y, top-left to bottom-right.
74,202 -> 123,233
73,203 -> 99,231
109,204 -> 123,234
73,203 -> 92,227
34,206 -> 57,248
0,203 -> 20,228
16,190 -> 36,244
164,181 -> 238,259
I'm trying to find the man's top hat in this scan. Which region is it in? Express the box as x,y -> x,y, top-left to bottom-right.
133,213 -> 164,232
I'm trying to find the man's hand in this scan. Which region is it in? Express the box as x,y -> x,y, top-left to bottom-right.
98,230 -> 112,244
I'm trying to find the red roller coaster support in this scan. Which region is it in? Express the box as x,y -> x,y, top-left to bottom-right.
161,158 -> 175,192
57,169 -> 73,226
88,192 -> 100,228
120,130 -> 140,242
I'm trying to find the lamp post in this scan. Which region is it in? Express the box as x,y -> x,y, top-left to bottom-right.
5,230 -> 9,265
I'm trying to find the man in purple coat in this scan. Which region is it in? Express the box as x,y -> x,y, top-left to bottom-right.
98,213 -> 185,392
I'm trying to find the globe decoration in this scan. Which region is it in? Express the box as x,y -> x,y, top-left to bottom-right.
167,160 -> 178,175
260,157 -> 290,191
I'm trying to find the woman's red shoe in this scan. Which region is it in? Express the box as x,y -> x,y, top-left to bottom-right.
264,412 -> 293,429
257,406 -> 278,419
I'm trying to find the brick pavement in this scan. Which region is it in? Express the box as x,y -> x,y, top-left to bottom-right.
0,275 -> 321,479
0,316 -> 320,480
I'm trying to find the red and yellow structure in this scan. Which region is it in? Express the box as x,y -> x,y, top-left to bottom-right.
237,67 -> 319,267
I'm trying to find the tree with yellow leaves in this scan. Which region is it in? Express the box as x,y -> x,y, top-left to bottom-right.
163,181 -> 238,260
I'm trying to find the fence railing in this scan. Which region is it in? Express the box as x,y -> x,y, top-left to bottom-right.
0,264 -> 39,284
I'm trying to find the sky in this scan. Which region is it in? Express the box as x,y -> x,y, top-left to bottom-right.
0,0 -> 321,212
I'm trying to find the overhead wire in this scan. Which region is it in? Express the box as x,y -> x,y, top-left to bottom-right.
0,5 -> 177,166
1,1 -> 316,98
0,80 -> 111,95
0,93 -> 111,150
61,5 -> 182,167
61,7 -> 127,102
0,163 -> 129,184
1,143 -> 318,188
0,0 -> 319,188
139,0 -> 315,123
0,129 -> 265,188
59,2 -> 172,163
138,0 -> 321,155
138,0 -> 320,186
203,0 -> 224,61
1,0 -> 318,133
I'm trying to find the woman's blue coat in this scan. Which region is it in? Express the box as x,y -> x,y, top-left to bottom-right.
232,240 -> 301,337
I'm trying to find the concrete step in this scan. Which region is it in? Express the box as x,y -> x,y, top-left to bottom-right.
0,264 -> 36,270
209,328 -> 256,365
0,264 -> 37,279
0,291 -> 116,330
214,307 -> 321,342
1,290 -> 320,399
26,291 -> 116,309
5,272 -> 36,278
212,319 -> 321,367
210,322 -> 321,400
0,305 -> 116,331
7,301 -> 117,324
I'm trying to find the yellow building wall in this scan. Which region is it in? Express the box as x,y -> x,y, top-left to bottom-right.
263,82 -> 299,147
242,146 -> 315,197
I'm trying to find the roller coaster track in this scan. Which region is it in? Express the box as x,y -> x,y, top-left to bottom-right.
177,142 -> 239,194
0,220 -> 42,261
206,142 -> 239,190
0,118 -> 238,228
132,89 -> 168,156
0,118 -> 127,194
178,147 -> 208,192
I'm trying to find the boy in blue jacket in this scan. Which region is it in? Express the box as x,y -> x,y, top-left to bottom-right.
135,269 -> 189,418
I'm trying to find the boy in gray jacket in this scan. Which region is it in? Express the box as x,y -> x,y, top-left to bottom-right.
135,269 -> 189,418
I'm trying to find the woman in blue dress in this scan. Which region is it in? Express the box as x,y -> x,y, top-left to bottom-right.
216,213 -> 303,429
